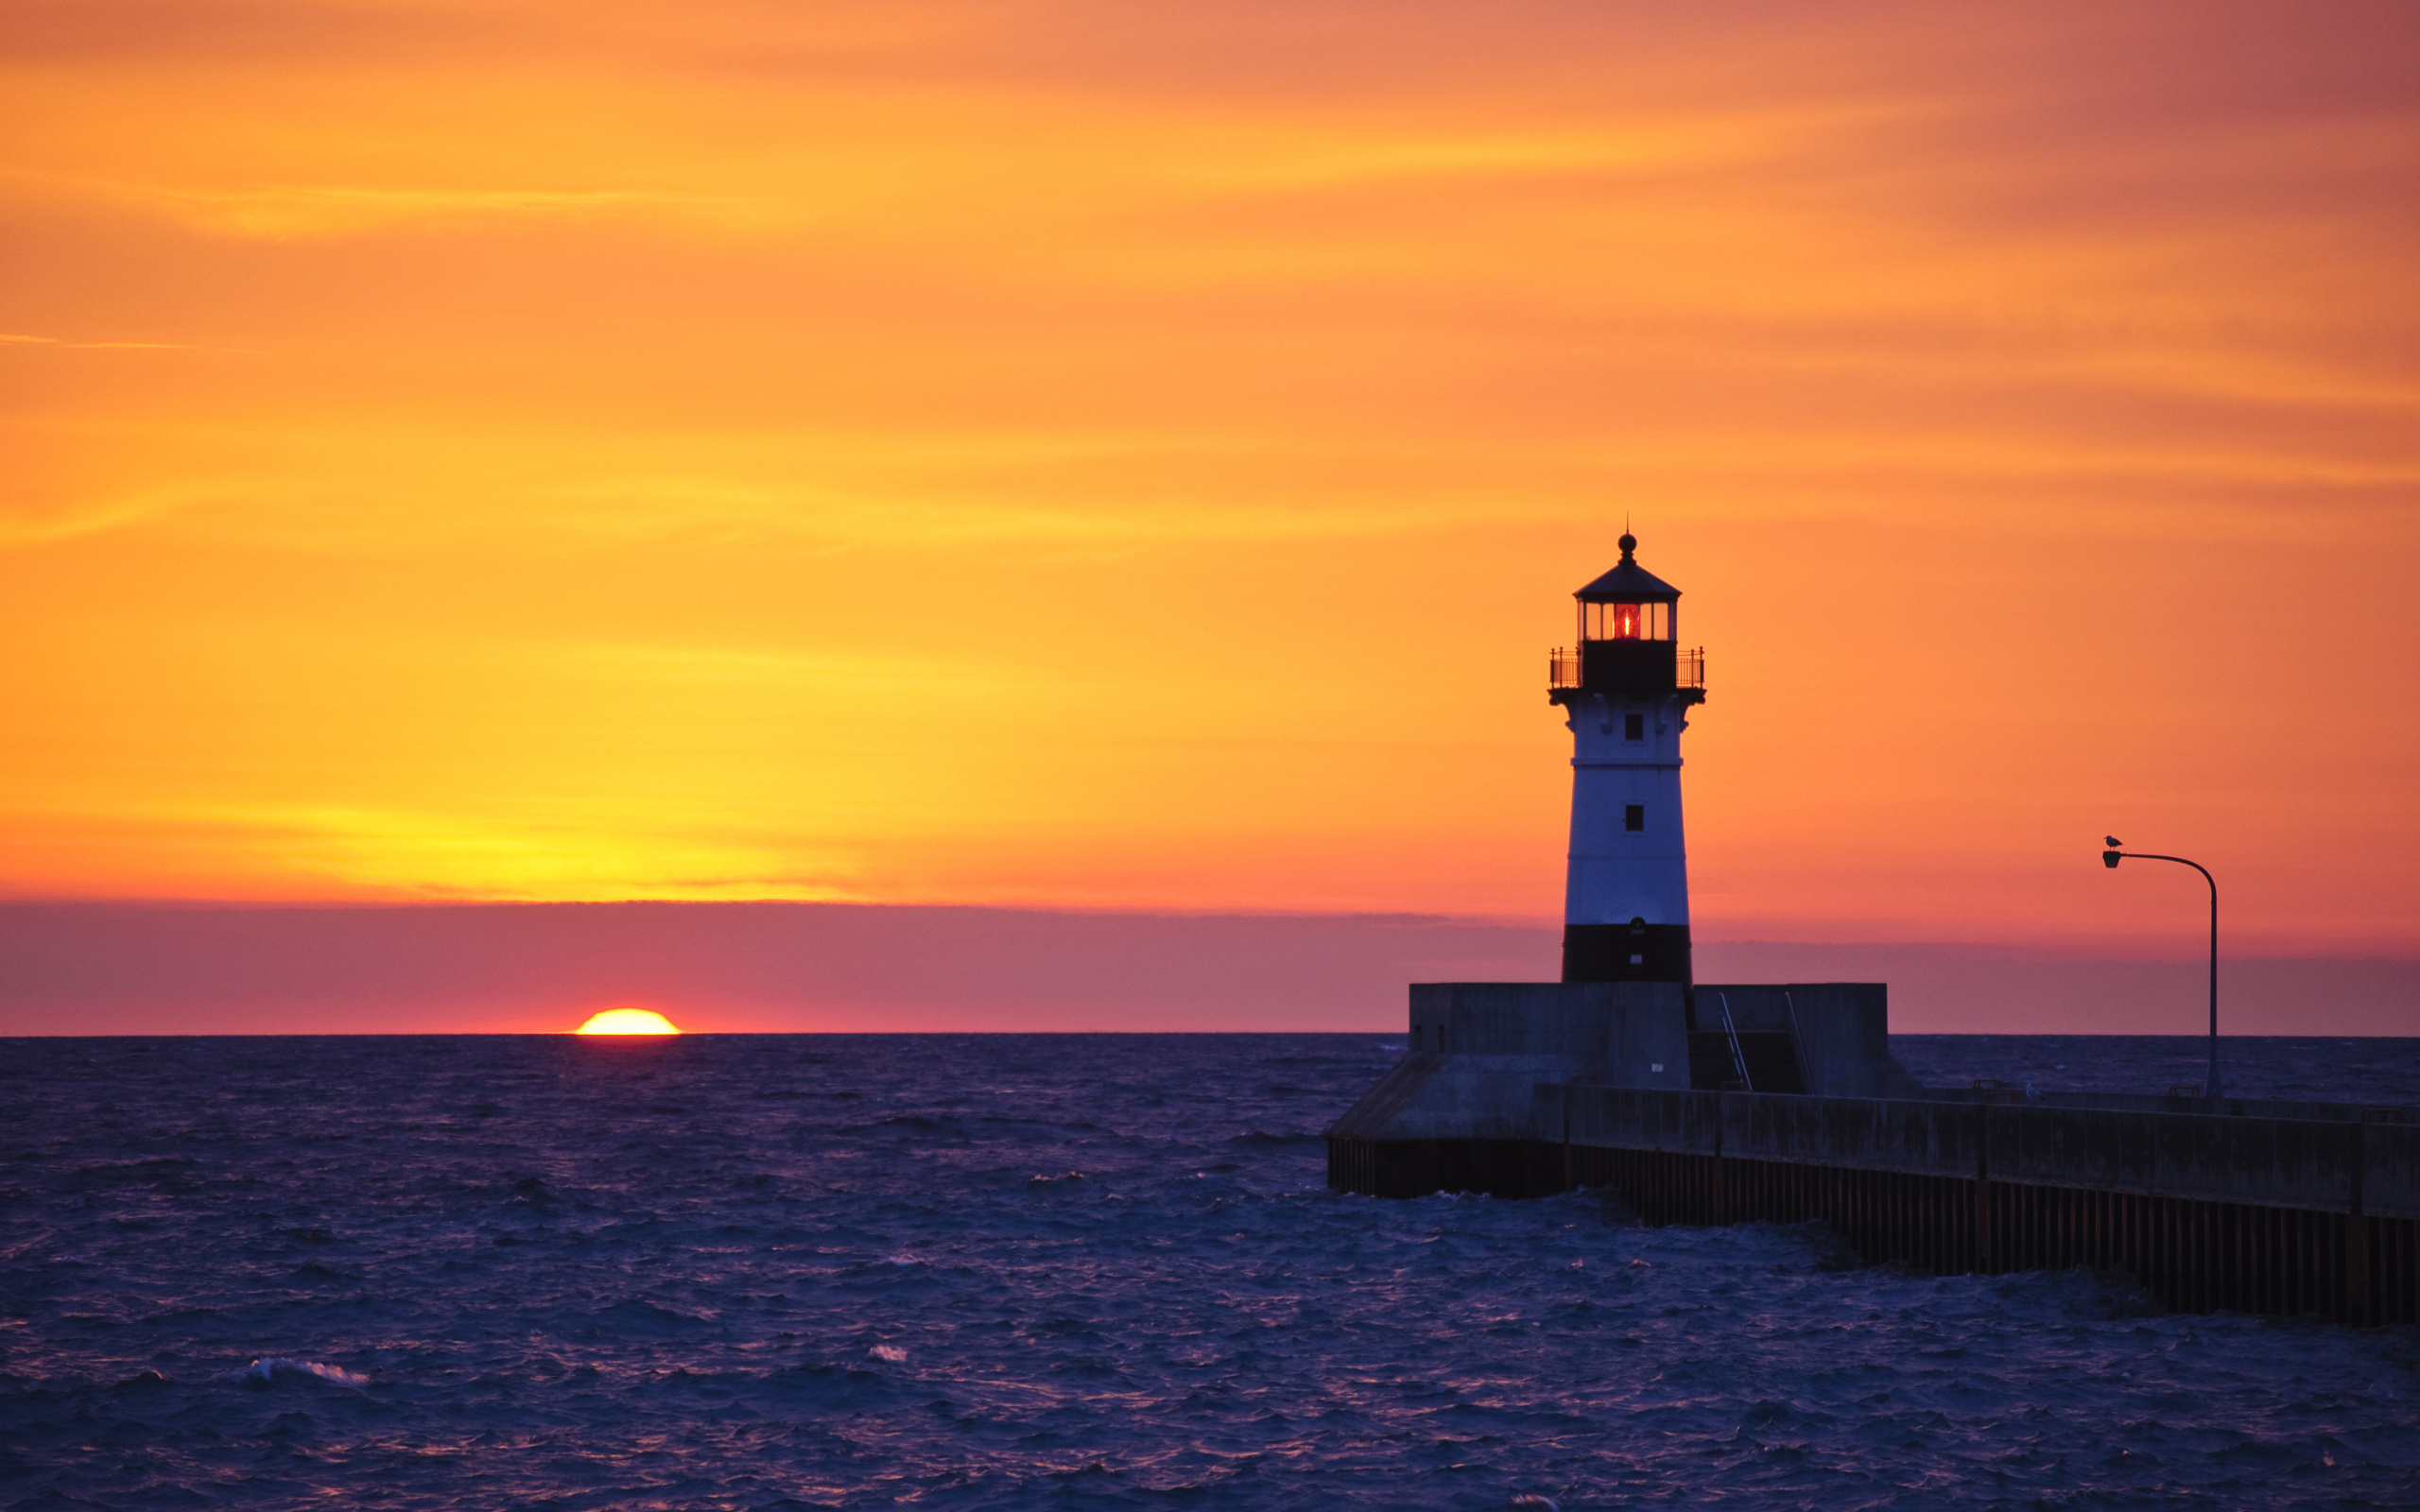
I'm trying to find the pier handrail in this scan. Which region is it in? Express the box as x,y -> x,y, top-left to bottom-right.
1717,991 -> 1753,1091
2101,843 -> 2221,1102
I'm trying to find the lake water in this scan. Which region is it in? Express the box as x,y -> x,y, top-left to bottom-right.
4,1034 -> 2416,1509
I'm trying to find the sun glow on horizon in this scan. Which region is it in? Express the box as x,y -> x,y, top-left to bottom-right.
574,1007 -> 683,1036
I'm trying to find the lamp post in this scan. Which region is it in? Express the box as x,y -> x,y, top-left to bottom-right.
2100,838 -> 2221,1104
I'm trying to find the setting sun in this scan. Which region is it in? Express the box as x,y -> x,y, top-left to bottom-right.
574,1008 -> 682,1036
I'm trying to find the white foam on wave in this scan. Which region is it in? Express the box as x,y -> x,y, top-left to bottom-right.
232,1357 -> 370,1387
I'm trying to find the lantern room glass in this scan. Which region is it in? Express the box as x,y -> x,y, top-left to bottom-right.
1582,600 -> 1672,642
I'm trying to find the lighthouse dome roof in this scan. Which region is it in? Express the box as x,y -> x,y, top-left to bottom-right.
1574,532 -> 1680,601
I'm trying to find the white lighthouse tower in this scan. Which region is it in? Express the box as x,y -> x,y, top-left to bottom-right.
1548,531 -> 1705,984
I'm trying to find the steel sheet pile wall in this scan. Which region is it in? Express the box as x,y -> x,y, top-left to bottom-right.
1324,1136 -> 1567,1202
1328,1088 -> 2419,1324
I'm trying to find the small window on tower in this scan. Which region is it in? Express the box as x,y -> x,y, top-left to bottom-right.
1625,804 -> 1645,832
1623,713 -> 1644,741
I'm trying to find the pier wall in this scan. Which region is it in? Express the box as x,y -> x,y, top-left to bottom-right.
1339,982 -> 1688,1145
1538,1085 -> 2420,1219
1691,984 -> 1924,1099
1326,1085 -> 2420,1324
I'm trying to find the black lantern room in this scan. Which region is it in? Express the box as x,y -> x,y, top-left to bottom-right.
1549,532 -> 1704,702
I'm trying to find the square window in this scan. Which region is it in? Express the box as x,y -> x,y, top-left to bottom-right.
1625,804 -> 1645,832
1624,713 -> 1644,741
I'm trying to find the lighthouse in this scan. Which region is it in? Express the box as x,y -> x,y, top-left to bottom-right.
1324,531 -> 1920,1197
1549,531 -> 1705,985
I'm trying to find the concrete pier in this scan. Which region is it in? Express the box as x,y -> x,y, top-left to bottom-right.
1326,982 -> 2420,1324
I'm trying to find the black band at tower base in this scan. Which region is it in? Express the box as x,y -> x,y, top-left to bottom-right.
1561,922 -> 1692,985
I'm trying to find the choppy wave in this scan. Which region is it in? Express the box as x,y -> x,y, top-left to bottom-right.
231,1356 -> 370,1387
2,1032 -> 2415,1510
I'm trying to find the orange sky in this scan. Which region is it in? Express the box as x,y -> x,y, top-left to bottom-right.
4,0 -> 2416,956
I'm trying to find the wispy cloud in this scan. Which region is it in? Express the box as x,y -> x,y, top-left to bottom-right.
2,331 -> 264,353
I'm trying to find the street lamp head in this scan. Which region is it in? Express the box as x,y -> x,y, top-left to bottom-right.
2102,850 -> 2122,868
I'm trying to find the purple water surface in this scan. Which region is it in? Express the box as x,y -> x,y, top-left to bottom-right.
3,1034 -> 2415,1509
